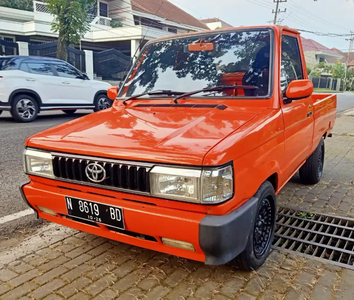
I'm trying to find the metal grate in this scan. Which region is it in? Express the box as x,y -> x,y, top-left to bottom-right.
273,207 -> 354,270
52,154 -> 151,194
34,1 -> 51,14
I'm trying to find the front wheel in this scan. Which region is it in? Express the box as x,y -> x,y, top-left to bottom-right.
11,95 -> 39,122
299,138 -> 325,185
94,94 -> 112,112
233,181 -> 276,271
0,110 -> 2,116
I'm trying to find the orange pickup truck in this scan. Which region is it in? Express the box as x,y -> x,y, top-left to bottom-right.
21,25 -> 337,270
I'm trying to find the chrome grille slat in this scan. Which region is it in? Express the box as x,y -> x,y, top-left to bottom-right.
52,154 -> 151,193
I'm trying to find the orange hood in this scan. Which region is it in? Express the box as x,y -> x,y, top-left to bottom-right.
27,104 -> 265,165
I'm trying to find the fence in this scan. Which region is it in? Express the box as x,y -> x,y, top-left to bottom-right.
310,76 -> 341,91
93,49 -> 131,80
29,42 -> 86,72
0,39 -> 18,56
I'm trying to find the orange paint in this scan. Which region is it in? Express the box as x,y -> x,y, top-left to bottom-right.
23,25 -> 337,264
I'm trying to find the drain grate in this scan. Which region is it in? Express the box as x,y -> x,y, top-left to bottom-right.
273,207 -> 354,270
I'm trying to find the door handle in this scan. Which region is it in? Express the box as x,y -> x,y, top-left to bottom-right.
307,111 -> 313,117
26,78 -> 35,82
62,81 -> 70,84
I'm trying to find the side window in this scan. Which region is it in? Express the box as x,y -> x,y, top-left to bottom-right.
20,63 -> 30,73
27,63 -> 55,76
54,63 -> 80,79
281,35 -> 304,94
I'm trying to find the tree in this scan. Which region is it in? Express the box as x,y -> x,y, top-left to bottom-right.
332,61 -> 346,79
47,0 -> 94,60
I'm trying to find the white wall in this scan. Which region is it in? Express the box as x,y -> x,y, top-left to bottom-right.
204,21 -> 222,30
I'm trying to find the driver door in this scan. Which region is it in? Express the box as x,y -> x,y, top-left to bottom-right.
280,34 -> 314,178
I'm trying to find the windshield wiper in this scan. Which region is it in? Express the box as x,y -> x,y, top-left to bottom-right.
173,85 -> 258,103
123,90 -> 185,105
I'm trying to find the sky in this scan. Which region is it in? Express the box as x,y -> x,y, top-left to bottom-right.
169,0 -> 354,51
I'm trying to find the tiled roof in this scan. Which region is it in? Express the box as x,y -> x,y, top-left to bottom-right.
199,17 -> 233,29
131,0 -> 209,29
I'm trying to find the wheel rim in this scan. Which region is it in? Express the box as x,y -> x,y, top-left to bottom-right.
16,99 -> 36,120
97,97 -> 111,110
253,197 -> 274,259
318,144 -> 324,178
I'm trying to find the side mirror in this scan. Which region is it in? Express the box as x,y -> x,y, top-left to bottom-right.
107,86 -> 118,100
285,79 -> 313,103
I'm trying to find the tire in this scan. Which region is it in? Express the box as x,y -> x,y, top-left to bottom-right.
94,94 -> 112,112
0,110 -> 2,116
233,181 -> 276,271
10,95 -> 39,123
62,109 -> 77,115
299,138 -> 325,185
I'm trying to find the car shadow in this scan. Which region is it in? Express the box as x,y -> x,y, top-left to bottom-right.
0,112 -> 89,124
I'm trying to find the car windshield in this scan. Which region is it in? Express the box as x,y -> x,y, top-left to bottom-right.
120,29 -> 272,99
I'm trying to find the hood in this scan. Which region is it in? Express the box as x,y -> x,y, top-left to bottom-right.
27,104 -> 265,165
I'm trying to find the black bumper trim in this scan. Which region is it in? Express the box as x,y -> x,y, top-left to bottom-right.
20,181 -> 39,219
0,103 -> 11,111
199,197 -> 259,265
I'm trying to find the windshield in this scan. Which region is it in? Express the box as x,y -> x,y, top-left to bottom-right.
120,29 -> 273,99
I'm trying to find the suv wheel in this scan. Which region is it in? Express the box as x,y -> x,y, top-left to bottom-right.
0,110 -> 2,116
11,95 -> 39,122
233,181 -> 276,271
63,109 -> 77,116
94,94 -> 112,112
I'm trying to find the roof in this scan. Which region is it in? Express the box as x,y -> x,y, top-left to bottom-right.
199,17 -> 233,29
339,53 -> 354,66
131,0 -> 209,30
301,37 -> 334,52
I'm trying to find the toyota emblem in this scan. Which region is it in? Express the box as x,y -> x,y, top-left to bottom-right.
85,162 -> 106,183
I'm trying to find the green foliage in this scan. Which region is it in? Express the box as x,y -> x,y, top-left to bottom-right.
306,66 -> 311,75
332,61 -> 345,79
111,19 -> 123,28
47,0 -> 94,45
0,0 -> 33,11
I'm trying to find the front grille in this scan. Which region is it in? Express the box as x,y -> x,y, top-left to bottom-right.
52,155 -> 151,193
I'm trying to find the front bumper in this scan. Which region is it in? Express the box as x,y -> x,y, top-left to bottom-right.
21,180 -> 258,265
0,102 -> 10,111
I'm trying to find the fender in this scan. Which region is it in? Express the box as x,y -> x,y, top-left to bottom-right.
94,90 -> 108,102
9,89 -> 43,107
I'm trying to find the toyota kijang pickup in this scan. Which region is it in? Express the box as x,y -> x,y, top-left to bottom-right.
21,25 -> 337,270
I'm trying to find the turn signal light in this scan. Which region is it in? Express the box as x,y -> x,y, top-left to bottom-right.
107,86 -> 118,100
37,206 -> 56,216
161,237 -> 195,251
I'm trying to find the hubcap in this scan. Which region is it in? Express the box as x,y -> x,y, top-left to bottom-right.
97,97 -> 111,110
16,99 -> 36,120
253,197 -> 274,258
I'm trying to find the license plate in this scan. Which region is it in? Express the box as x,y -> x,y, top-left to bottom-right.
65,196 -> 125,230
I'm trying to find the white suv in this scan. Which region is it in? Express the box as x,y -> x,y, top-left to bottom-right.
0,56 -> 112,122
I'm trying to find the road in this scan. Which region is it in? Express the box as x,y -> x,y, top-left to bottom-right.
0,93 -> 354,238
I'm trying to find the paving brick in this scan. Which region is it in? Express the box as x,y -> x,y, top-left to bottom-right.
63,236 -> 85,246
259,291 -> 285,300
113,260 -> 139,278
164,268 -> 190,287
194,281 -> 220,299
93,288 -> 118,300
58,276 -> 92,298
7,269 -> 41,287
37,248 -> 62,260
23,253 -> 49,267
63,253 -> 92,269
113,267 -> 152,293
243,276 -> 266,297
145,285 -> 170,300
0,268 -> 18,281
53,242 -> 77,254
188,266 -> 213,284
8,261 -> 34,274
85,251 -> 118,268
238,293 -> 257,300
86,264 -> 116,280
43,294 -> 63,300
310,284 -> 332,300
87,242 -> 113,257
34,266 -> 68,285
2,282 -> 38,300
85,274 -> 115,296
65,244 -> 95,259
38,256 -> 68,272
117,287 -> 143,300
61,264 -> 93,282
318,269 -> 337,288
166,282 -> 196,300
137,270 -> 167,291
220,277 -> 245,298
68,291 -> 91,300
0,282 -> 11,295
31,278 -> 66,299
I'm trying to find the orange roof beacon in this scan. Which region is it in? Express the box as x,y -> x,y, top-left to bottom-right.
21,25 -> 337,270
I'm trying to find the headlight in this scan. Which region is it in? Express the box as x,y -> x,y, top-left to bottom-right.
150,164 -> 233,204
24,149 -> 54,178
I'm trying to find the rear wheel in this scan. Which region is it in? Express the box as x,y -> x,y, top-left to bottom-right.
0,110 -> 2,116
62,109 -> 77,115
233,181 -> 276,271
299,138 -> 325,185
94,94 -> 112,112
11,95 -> 39,122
